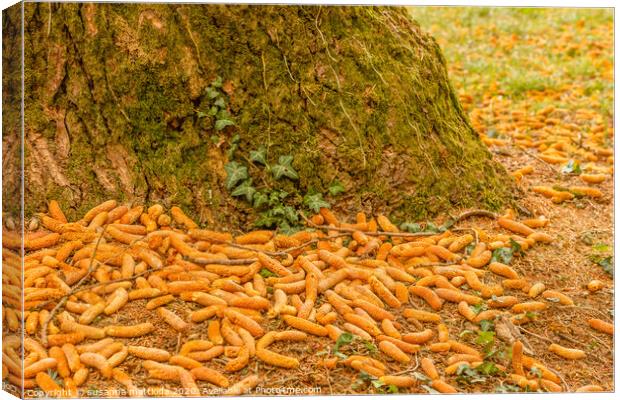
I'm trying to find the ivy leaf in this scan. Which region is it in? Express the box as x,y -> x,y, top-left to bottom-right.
495,383 -> 521,393
214,97 -> 226,108
371,379 -> 384,389
259,268 -> 277,278
303,193 -> 330,213
456,364 -> 476,377
252,191 -> 269,209
442,217 -> 457,230
217,108 -> 231,120
231,180 -> 256,202
589,255 -> 613,276
491,247 -> 514,264
333,332 -> 355,353
212,76 -> 223,88
269,205 -> 298,224
476,331 -> 495,347
271,155 -> 299,180
509,238 -> 524,256
387,384 -> 399,393
480,319 -> 495,332
362,340 -> 378,354
328,180 -> 346,196
401,222 -> 422,233
592,243 -> 611,252
208,106 -> 219,116
267,190 -> 289,206
215,119 -> 235,131
358,371 -> 373,382
530,366 -> 542,378
224,161 -> 248,190
254,213 -> 277,228
226,135 -> 240,159
455,364 -> 488,384
561,159 -> 582,174
424,222 -> 445,233
471,302 -> 487,314
464,242 -> 476,256
206,86 -> 220,99
249,146 -> 267,165
278,223 -> 299,236
413,372 -> 431,382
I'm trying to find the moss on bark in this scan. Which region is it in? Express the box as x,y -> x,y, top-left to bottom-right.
2,3 -> 23,221
18,4 -> 516,228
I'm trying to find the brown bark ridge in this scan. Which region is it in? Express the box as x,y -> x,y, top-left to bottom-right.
8,4 -> 516,228
3,2 -> 23,230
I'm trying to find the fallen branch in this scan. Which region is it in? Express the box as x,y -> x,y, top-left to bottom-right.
452,209 -> 499,223
189,257 -> 257,265
393,354 -> 419,375
518,326 -> 553,343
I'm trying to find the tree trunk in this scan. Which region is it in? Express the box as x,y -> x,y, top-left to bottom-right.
13,3 -> 515,228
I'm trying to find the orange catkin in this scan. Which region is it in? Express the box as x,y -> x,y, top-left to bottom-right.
282,315 -> 327,336
580,174 -> 606,184
375,335 -> 420,354
49,347 -> 71,378
511,301 -> 547,313
497,217 -> 535,236
191,366 -> 230,388
409,286 -> 443,310
49,200 -> 68,223
431,379 -> 458,393
257,252 -> 291,276
105,323 -> 155,337
421,357 -> 439,379
489,262 -> 519,279
170,206 -> 198,229
588,318 -> 613,335
344,313 -> 381,336
512,341 -> 525,376
403,308 -> 441,322
369,276 -> 401,308
223,309 -> 264,337
402,329 -> 434,345
36,372 -> 63,397
378,341 -> 410,364
381,319 -> 401,339
379,375 -> 416,388
548,343 -> 586,360
256,332 -> 300,369
79,352 -> 112,378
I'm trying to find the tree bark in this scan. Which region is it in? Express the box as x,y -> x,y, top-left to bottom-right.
11,4 -> 515,228
3,3 -> 22,228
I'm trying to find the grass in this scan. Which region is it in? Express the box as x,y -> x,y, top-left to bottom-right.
410,7 -> 613,118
